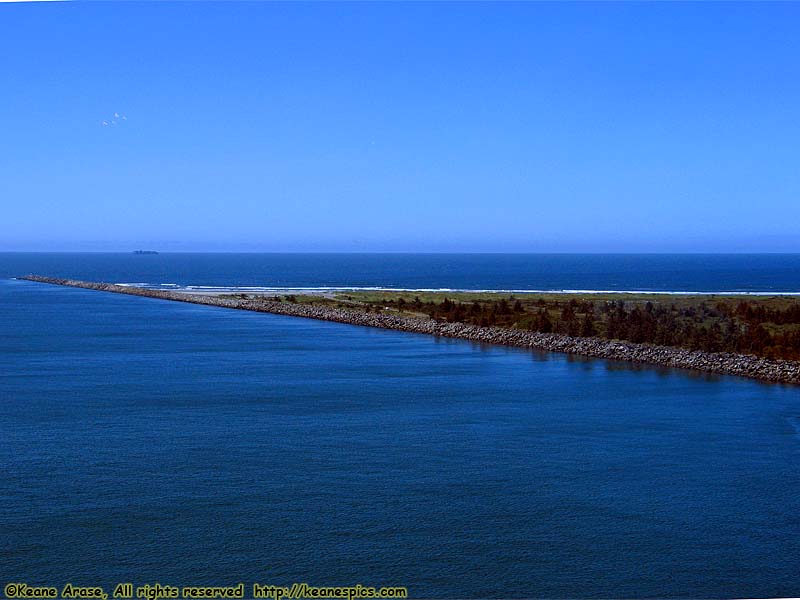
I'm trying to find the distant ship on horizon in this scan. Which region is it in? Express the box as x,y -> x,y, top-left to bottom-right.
132,250 -> 159,255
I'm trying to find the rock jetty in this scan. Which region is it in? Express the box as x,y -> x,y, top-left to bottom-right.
20,275 -> 800,385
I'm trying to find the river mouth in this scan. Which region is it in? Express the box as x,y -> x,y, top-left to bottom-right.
3,277 -> 800,598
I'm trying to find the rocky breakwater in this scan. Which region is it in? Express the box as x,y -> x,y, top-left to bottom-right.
20,275 -> 800,385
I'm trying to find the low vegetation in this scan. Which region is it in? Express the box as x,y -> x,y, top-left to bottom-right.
273,291 -> 800,361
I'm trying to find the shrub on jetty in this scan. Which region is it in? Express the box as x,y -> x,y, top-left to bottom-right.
353,293 -> 800,361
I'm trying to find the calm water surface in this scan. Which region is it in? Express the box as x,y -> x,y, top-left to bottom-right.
2,260 -> 800,598
3,252 -> 800,293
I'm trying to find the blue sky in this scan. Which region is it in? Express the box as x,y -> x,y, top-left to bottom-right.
1,2 -> 799,252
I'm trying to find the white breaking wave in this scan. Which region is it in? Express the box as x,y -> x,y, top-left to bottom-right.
112,283 -> 800,296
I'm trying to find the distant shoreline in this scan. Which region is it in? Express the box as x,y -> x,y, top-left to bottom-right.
117,283 -> 800,297
20,275 -> 800,386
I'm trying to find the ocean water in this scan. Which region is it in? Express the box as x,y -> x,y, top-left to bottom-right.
2,252 -> 800,293
2,256 -> 800,598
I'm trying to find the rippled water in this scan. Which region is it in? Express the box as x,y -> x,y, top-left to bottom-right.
2,275 -> 800,598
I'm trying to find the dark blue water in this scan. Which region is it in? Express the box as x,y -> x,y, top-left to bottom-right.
3,252 -> 800,293
2,258 -> 800,598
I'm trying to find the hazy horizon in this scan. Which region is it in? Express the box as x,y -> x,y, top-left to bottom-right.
4,249 -> 800,256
